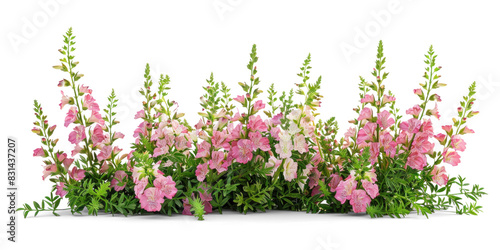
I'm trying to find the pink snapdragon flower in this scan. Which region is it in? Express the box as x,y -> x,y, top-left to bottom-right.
196,141 -> 211,159
328,174 -> 342,192
212,131 -> 227,149
71,144 -> 82,157
69,167 -> 85,181
271,113 -> 283,125
249,132 -> 271,151
434,133 -> 446,143
110,170 -> 128,191
154,175 -> 177,199
377,110 -> 395,130
248,115 -> 267,132
293,134 -> 308,154
64,106 -> 78,127
33,147 -> 46,157
283,158 -> 297,181
400,118 -> 422,134
56,182 -> 68,197
42,164 -> 57,180
379,132 -> 396,157
140,187 -> 165,212
429,103 -> 441,119
97,145 -> 113,161
443,148 -> 461,166
361,180 -> 379,199
406,151 -> 427,170
233,95 -> 245,104
89,110 -> 105,125
356,122 -> 377,145
276,136 -> 293,159
406,105 -> 422,117
368,142 -> 380,165
334,176 -> 357,204
91,125 -> 105,144
361,94 -> 375,103
232,139 -> 254,164
462,126 -> 475,134
265,156 -> 282,176
83,94 -> 100,111
195,162 -> 209,182
450,135 -> 466,152
431,166 -> 449,186
79,85 -> 92,95
134,110 -> 145,119
134,177 -> 148,198
253,100 -> 265,112
382,94 -> 396,105
209,151 -> 225,171
350,189 -> 371,213
358,107 -> 373,121
59,91 -> 70,109
68,125 -> 86,144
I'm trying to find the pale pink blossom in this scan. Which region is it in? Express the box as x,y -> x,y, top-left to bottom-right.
196,141 -> 211,159
434,133 -> 446,143
382,94 -> 396,105
406,151 -> 427,170
406,105 -> 422,117
232,139 -> 254,164
253,100 -> 265,112
429,103 -> 441,120
140,187 -> 165,212
413,88 -> 423,96
379,132 -> 396,157
412,132 -> 433,154
249,132 -> 271,151
270,127 -> 280,140
328,174 -> 342,192
134,177 -> 148,198
276,137 -> 293,159
56,182 -> 68,197
64,106 -> 78,127
233,95 -> 245,104
350,189 -> 371,213
358,107 -> 373,121
362,180 -> 379,199
89,110 -> 105,126
212,131 -> 227,149
265,156 -> 282,176
71,144 -> 83,157
59,91 -> 70,109
195,162 -> 209,182
451,135 -> 466,152
42,164 -> 57,180
271,113 -> 283,125
91,125 -> 105,144
377,110 -> 395,130
209,151 -> 225,171
361,94 -> 375,103
334,176 -> 357,204
283,158 -> 298,181
293,134 -> 308,154
79,85 -> 92,94
83,94 -> 100,111
154,176 -> 177,199
461,126 -> 475,134
33,147 -> 46,157
97,145 -> 113,161
110,170 -> 128,191
443,148 -> 461,166
248,115 -> 267,132
368,142 -> 380,165
431,166 -> 449,186
400,118 -> 422,134
442,125 -> 453,134
69,167 -> 85,181
68,125 -> 86,144
356,122 -> 377,145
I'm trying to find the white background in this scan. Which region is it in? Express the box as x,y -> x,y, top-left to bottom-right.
1,0 -> 499,249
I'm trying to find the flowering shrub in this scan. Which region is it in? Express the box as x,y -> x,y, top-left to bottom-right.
19,29 -> 486,219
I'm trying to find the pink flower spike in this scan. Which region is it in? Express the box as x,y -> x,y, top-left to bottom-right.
431,166 -> 449,186
350,189 -> 371,213
140,187 -> 165,212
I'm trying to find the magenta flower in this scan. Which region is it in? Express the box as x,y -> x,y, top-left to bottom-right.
55,182 -> 68,197
283,158 -> 298,181
33,147 -> 46,157
232,139 -> 254,164
334,176 -> 357,204
349,189 -> 371,213
64,106 -> 78,127
361,94 -> 374,104
154,176 -> 177,199
253,100 -> 265,112
110,170 -> 128,191
140,187 -> 165,212
377,110 -> 395,130
91,125 -> 105,144
443,148 -> 461,166
248,115 -> 267,132
451,135 -> 466,152
431,166 -> 448,186
68,125 -> 86,145
358,107 -> 373,121
361,180 -> 379,199
400,118 -> 422,134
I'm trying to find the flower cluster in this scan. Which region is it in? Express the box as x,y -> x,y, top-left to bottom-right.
20,29 -> 486,219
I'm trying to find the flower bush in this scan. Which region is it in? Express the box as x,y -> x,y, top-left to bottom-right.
19,29 -> 486,219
